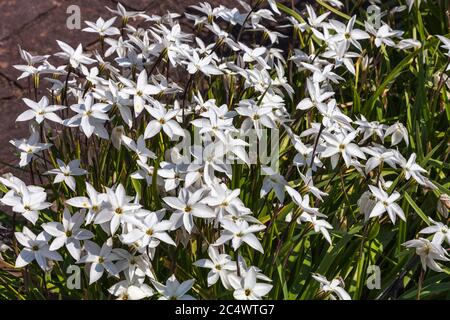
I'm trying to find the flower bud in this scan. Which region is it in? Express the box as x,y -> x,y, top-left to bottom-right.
437,194 -> 450,218
111,125 -> 124,150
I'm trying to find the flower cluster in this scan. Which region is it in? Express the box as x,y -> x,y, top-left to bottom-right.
0,1 -> 449,300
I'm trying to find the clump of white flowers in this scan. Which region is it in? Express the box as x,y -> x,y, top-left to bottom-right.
0,0 -> 449,300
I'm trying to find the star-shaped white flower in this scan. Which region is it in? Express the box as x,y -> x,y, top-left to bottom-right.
16,96 -> 65,124
42,209 -> 93,260
45,159 -> 86,192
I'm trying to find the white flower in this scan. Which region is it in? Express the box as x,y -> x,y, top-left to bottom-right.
1,184 -> 51,224
42,209 -> 93,260
302,214 -> 333,245
365,23 -> 401,48
406,0 -> 427,11
305,4 -> 330,30
215,220 -> 266,253
312,273 -> 351,300
203,183 -> 245,221
121,135 -> 156,163
361,146 -> 397,175
357,190 -> 377,221
396,38 -> 422,50
436,35 -> 450,58
77,238 -> 120,284
65,94 -> 111,139
299,172 -> 328,201
108,271 -> 154,300
322,41 -> 360,75
130,160 -> 161,186
267,0 -> 281,15
403,238 -> 449,272
106,2 -> 143,21
384,122 -> 409,146
0,237 -> 11,259
144,102 -> 185,140
321,131 -> 366,168
292,138 -> 322,171
193,245 -> 236,288
260,166 -> 287,203
239,43 -> 269,68
397,153 -> 429,186
329,16 -> 370,51
368,183 -> 405,224
55,41 -> 96,69
301,62 -> 344,84
10,131 -> 52,167
83,17 -> 120,36
286,186 -> 321,216
15,227 -> 62,271
158,161 -> 185,192
152,275 -> 195,300
164,188 -> 215,234
95,184 -> 141,235
185,50 -> 222,76
95,80 -> 133,127
121,211 -> 176,248
16,96 -> 64,124
120,69 -> 161,117
419,218 -> 450,246
66,182 -> 108,224
354,115 -> 384,142
228,267 -> 273,300
13,46 -> 50,80
236,99 -> 275,139
45,159 -> 86,192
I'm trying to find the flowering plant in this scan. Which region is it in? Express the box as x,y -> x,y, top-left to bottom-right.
0,0 -> 449,300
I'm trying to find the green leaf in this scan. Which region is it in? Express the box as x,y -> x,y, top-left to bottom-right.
404,192 -> 430,226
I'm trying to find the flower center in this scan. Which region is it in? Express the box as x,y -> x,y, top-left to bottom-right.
146,228 -> 154,236
245,289 -> 251,296
98,256 -> 105,263
185,206 -> 192,213
115,207 -> 123,215
32,245 -> 39,251
66,230 -> 72,237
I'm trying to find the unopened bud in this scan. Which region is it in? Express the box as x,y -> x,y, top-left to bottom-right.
438,194 -> 450,218
111,125 -> 124,150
